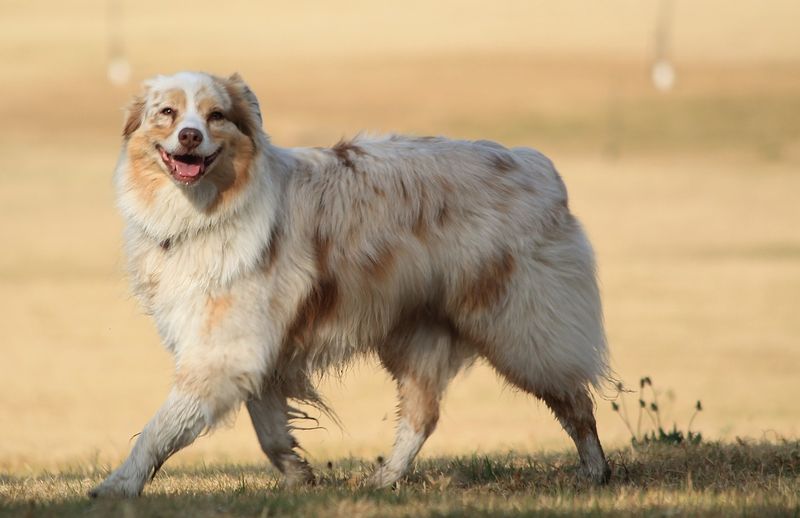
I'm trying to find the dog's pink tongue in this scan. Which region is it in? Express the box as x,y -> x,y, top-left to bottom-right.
174,161 -> 202,177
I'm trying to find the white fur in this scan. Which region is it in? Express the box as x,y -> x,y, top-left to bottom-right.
90,71 -> 610,497
368,419 -> 427,488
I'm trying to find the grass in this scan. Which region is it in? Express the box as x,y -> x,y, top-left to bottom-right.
2,441 -> 798,517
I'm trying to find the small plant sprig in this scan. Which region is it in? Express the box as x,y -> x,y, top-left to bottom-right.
611,376 -> 703,446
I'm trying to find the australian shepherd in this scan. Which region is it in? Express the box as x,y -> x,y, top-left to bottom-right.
90,71 -> 611,497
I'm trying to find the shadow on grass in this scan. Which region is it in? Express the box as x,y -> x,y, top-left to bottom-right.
2,441 -> 798,517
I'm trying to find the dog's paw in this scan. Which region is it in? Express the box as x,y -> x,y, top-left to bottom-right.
579,460 -> 611,486
365,465 -> 402,489
88,472 -> 144,498
282,466 -> 316,488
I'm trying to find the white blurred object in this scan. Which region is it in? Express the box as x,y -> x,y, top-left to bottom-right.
106,0 -> 130,86
651,59 -> 675,92
651,0 -> 675,93
107,56 -> 131,86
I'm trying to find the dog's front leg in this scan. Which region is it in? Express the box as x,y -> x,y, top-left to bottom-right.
246,390 -> 315,486
90,340 -> 272,497
88,389 -> 207,498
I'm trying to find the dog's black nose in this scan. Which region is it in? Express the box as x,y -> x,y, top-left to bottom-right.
178,127 -> 203,150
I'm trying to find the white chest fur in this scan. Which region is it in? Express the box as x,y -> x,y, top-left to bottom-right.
123,191 -> 277,353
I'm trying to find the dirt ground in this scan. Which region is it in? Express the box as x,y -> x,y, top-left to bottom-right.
1,0 -> 798,470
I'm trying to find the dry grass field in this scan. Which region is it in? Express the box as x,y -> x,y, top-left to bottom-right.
2,442 -> 798,517
1,0 -> 799,514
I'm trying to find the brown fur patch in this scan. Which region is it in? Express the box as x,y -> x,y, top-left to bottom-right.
398,376 -> 440,435
126,133 -> 170,206
204,131 -> 255,214
491,152 -> 517,174
159,89 -> 187,112
122,89 -> 188,207
457,249 -> 517,312
398,179 -> 410,203
331,139 -> 366,169
435,202 -> 449,226
285,232 -> 339,346
222,75 -> 261,139
411,184 -> 428,240
174,365 -> 260,403
196,87 -> 223,120
494,199 -> 511,214
378,306 -> 458,435
413,200 -> 449,241
438,177 -> 455,194
123,95 -> 146,137
132,267 -> 161,309
380,305 -> 459,370
362,244 -> 396,281
489,150 -> 518,174
173,369 -> 210,399
204,294 -> 232,337
147,88 -> 186,130
262,226 -> 282,276
190,77 -> 261,213
412,208 -> 428,240
313,231 -> 332,275
286,277 -> 338,347
537,389 -> 599,442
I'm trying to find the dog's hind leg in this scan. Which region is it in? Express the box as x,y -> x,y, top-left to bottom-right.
368,372 -> 439,488
470,333 -> 611,484
457,216 -> 610,484
246,390 -> 315,486
368,323 -> 471,488
536,387 -> 611,484
478,344 -> 610,484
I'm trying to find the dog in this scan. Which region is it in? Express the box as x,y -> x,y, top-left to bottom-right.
89,71 -> 611,497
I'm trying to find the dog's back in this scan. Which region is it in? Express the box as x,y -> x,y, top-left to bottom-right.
276,135 -> 606,386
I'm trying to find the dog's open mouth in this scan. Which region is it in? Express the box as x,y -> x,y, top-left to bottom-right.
158,146 -> 221,184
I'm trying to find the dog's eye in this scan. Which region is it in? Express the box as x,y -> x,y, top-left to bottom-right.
160,107 -> 175,116
208,111 -> 225,122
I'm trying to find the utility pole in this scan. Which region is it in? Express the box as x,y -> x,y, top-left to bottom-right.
651,0 -> 676,92
107,0 -> 131,86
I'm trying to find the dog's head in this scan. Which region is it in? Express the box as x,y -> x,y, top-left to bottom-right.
122,71 -> 263,187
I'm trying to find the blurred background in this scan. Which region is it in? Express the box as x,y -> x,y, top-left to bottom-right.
1,0 -> 798,470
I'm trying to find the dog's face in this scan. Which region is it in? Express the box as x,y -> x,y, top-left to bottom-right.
122,72 -> 262,187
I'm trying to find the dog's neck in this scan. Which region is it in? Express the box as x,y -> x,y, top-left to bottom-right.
117,137 -> 289,249
122,146 -> 289,296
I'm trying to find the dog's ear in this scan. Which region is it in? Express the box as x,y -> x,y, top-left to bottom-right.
122,93 -> 147,138
224,73 -> 263,139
